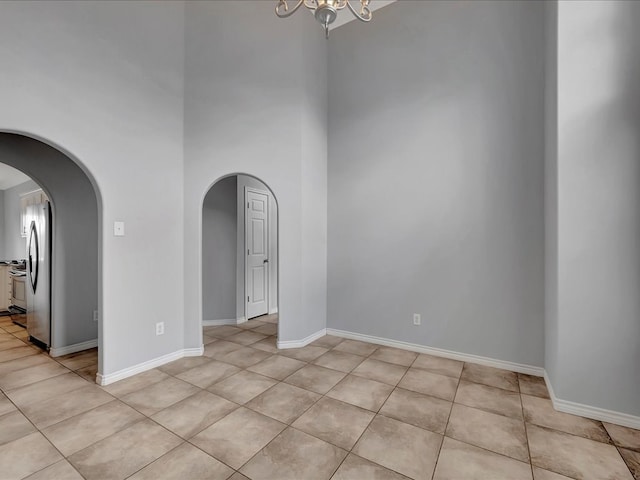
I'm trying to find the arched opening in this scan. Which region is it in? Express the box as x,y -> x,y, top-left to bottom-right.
0,132 -> 101,380
201,173 -> 279,353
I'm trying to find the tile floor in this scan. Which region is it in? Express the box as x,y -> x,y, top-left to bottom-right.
0,313 -> 638,479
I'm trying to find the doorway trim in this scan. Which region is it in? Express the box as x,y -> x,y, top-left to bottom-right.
201,172 -> 279,337
0,130 -> 103,376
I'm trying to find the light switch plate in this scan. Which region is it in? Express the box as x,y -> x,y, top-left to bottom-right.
114,221 -> 125,236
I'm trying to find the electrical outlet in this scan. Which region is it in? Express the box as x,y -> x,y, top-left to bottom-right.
93,310 -> 98,322
155,322 -> 164,335
413,313 -> 421,326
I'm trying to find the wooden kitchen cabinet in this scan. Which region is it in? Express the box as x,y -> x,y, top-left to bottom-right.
20,189 -> 49,237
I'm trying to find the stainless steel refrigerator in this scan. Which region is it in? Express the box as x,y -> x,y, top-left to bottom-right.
26,202 -> 51,349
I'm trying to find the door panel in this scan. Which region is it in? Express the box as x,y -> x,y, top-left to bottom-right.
246,189 -> 269,319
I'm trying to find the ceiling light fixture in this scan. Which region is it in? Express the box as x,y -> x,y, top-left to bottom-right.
275,0 -> 372,39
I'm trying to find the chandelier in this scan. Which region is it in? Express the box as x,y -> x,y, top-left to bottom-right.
275,0 -> 372,38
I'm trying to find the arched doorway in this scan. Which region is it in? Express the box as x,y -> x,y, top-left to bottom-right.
201,173 -> 279,352
0,132 -> 101,378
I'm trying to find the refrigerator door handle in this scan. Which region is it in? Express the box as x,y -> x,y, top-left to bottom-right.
28,220 -> 39,293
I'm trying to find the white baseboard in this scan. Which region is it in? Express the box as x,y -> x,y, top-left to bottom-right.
325,328 -> 545,377
544,371 -> 640,430
268,307 -> 278,315
278,328 -> 326,349
237,316 -> 247,324
49,339 -> 98,357
97,346 -> 204,386
203,319 -> 235,327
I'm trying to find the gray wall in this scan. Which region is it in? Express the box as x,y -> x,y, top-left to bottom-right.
0,134 -> 98,349
0,1 -> 185,376
202,176 -> 237,321
3,180 -> 39,260
183,1 -> 327,347
328,0 -> 546,366
550,1 -> 640,416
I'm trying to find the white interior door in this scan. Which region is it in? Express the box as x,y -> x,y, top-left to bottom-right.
246,188 -> 269,319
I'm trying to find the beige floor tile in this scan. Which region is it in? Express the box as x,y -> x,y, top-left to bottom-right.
411,353 -> 464,378
327,375 -> 393,412
247,354 -> 305,380
229,473 -> 250,480
240,427 -> 347,480
311,335 -> 344,348
351,358 -> 408,386
0,432 -> 63,479
2,324 -> 23,333
226,330 -> 268,346
101,369 -> 169,397
191,407 -> 285,469
455,380 -> 523,419
203,339 -> 245,358
250,336 -> 278,353
532,467 -> 575,480
313,350 -> 365,373
0,410 -> 36,445
527,423 -> 633,480
433,436 -> 532,480
12,329 -> 29,340
620,448 -> 640,479
353,415 -> 442,480
25,459 -> 84,480
21,384 -> 114,429
332,453 -> 410,480
518,373 -> 550,399
0,338 -> 25,351
252,323 -> 277,336
204,325 -> 243,338
398,368 -> 458,401
604,422 -> 640,451
152,390 -> 237,439
292,397 -> 374,449
0,353 -> 53,376
6,372 -> 89,408
218,346 -> 272,368
380,387 -> 452,434
42,400 -> 144,456
236,320 -> 266,329
68,419 -> 181,480
259,313 -> 279,324
202,334 -> 218,345
446,403 -> 529,462
176,359 -> 240,388
0,393 -> 16,416
75,363 -> 98,383
0,345 -> 38,363
246,382 -> 320,424
208,370 -> 277,404
279,345 -> 330,362
522,394 -> 611,443
461,363 -> 520,392
129,442 -> 234,480
56,349 -> 98,371
158,356 -> 212,376
333,339 -> 379,356
284,364 -> 346,394
0,360 -> 69,391
120,377 -> 200,416
369,346 -> 418,367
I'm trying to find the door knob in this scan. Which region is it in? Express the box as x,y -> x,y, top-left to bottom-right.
263,259 -> 269,263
